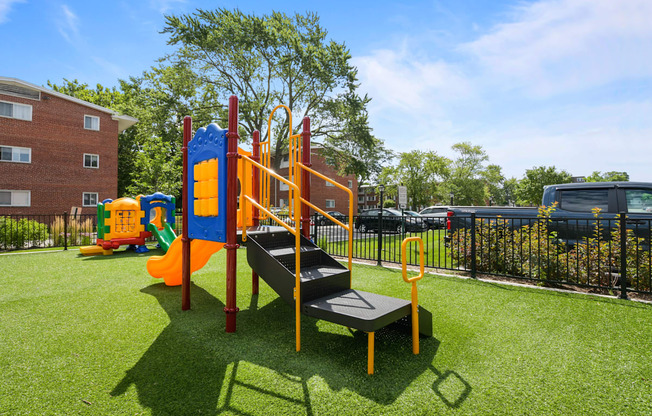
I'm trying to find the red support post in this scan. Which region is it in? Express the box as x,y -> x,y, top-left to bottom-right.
182,116 -> 192,310
301,117 -> 311,239
251,130 -> 261,295
225,96 -> 240,332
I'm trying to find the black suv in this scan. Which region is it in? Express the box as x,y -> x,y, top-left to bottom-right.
355,209 -> 427,233
315,210 -> 347,225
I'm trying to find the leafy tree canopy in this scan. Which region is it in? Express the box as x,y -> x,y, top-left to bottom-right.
585,171 -> 629,182
516,166 -> 572,206
162,8 -> 388,180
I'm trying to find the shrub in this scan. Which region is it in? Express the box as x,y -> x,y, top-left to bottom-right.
449,205 -> 651,292
50,216 -> 95,246
0,217 -> 49,249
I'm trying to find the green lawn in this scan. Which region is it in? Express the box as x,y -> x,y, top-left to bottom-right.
1,247 -> 651,415
322,229 -> 454,268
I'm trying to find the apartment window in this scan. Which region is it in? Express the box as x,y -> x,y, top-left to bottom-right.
84,153 -> 99,168
367,195 -> 375,201
326,180 -> 335,187
348,180 -> 353,188
0,145 -> 31,163
326,199 -> 335,208
280,155 -> 290,168
83,192 -> 98,207
84,115 -> 100,131
279,177 -> 289,191
358,196 -> 364,203
0,100 -> 32,121
0,190 -> 30,207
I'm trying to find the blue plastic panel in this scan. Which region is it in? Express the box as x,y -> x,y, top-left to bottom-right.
139,192 -> 176,227
187,124 -> 228,243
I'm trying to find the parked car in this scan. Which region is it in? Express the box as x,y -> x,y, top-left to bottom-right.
419,206 -> 450,229
354,209 -> 427,233
403,210 -> 438,230
446,182 -> 652,246
315,211 -> 347,226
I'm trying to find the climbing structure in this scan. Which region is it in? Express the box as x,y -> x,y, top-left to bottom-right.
181,96 -> 432,374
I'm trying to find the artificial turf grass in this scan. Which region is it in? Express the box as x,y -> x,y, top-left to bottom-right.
0,248 -> 651,415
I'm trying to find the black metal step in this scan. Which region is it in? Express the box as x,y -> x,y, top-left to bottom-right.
302,289 -> 412,333
246,231 -> 350,305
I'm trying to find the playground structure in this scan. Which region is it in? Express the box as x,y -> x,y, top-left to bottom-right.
161,96 -> 432,374
79,192 -> 176,256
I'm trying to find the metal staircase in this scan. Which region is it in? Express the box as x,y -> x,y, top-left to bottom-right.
245,228 -> 432,374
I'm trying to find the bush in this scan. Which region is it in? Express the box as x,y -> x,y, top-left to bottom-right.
449,205 -> 651,292
50,216 -> 95,247
0,217 -> 49,249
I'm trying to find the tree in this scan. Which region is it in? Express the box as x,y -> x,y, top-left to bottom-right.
482,164 -> 506,205
126,136 -> 182,196
516,166 -> 572,206
378,150 -> 449,210
443,142 -> 489,205
162,8 -> 388,179
585,171 -> 629,182
502,177 -> 520,206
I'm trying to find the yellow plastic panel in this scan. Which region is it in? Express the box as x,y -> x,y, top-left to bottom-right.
194,162 -> 203,182
194,199 -> 202,216
208,197 -> 218,216
207,158 -> 218,179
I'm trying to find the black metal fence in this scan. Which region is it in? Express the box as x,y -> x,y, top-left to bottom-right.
4,211 -> 651,298
0,213 -> 99,251
263,212 -> 651,298
0,213 -> 185,251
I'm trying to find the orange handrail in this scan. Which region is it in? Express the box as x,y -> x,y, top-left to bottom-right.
297,162 -> 354,275
240,154 -> 303,352
401,237 -> 424,355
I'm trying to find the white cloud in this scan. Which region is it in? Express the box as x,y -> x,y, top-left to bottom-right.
462,0 -> 652,96
0,0 -> 25,24
352,43 -> 472,115
57,4 -> 79,44
351,0 -> 652,182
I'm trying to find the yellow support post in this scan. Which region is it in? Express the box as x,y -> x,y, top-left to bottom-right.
401,237 -> 425,355
368,332 -> 375,375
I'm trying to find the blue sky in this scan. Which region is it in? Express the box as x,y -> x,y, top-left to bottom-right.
2,0 -> 652,181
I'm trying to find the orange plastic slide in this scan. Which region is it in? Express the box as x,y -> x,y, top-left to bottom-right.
146,235 -> 224,286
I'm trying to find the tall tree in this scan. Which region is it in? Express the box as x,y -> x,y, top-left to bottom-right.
516,166 -> 572,206
378,150 -> 449,210
162,8 -> 388,179
585,171 -> 629,182
443,142 -> 489,205
482,164 -> 506,205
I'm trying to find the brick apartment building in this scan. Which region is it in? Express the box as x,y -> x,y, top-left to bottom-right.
357,184 -> 378,212
271,146 -> 358,215
0,77 -> 137,215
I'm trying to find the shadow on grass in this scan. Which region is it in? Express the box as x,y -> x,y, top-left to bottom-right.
77,247 -> 162,261
112,282 -> 465,414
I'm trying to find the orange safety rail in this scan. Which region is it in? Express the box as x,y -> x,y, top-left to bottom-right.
239,154 -> 303,352
296,162 -> 354,275
401,236 -> 425,355
266,104 -> 304,218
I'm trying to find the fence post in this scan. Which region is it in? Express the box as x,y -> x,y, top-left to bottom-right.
313,212 -> 319,243
63,211 -> 68,251
376,211 -> 383,266
470,213 -> 476,278
619,212 -> 628,300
